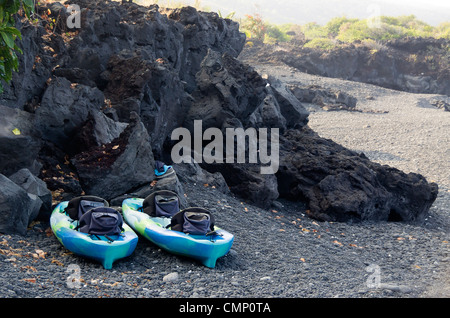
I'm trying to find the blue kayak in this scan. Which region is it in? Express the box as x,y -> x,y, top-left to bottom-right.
122,198 -> 234,268
50,201 -> 138,269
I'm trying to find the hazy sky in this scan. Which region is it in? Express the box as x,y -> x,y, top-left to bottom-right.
157,0 -> 450,25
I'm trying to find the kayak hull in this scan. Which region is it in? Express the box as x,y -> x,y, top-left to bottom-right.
122,198 -> 234,268
50,202 -> 138,269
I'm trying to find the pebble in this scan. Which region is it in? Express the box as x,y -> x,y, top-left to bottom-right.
163,272 -> 179,282
379,283 -> 414,294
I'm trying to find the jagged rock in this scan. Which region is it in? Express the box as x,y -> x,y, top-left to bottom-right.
102,51 -> 191,156
173,157 -> 230,195
185,50 -> 307,209
277,128 -> 438,222
0,21 -> 53,110
69,111 -> 128,155
38,141 -> 84,201
59,0 -> 245,93
186,48 -> 308,132
266,76 -> 309,129
204,162 -> 279,209
289,84 -> 358,111
249,92 -> 287,130
53,67 -> 97,87
0,105 -> 42,176
0,174 -> 42,235
72,112 -> 155,200
35,77 -> 106,150
431,99 -> 450,112
186,49 -> 268,131
8,168 -> 52,221
163,6 -> 246,92
249,38 -> 450,96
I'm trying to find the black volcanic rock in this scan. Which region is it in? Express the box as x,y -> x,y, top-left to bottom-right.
186,49 -> 269,130
277,128 -> 438,222
8,168 -> 52,221
0,174 -> 42,235
102,51 -> 191,157
0,105 -> 42,177
35,77 -> 106,151
246,38 -> 450,96
72,112 -> 155,200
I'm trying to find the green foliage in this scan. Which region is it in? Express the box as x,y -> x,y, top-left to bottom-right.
239,12 -> 449,51
435,22 -> 450,39
325,16 -> 358,38
303,37 -> 335,50
0,0 -> 34,94
264,24 -> 290,44
336,19 -> 372,42
301,22 -> 328,40
333,15 -> 442,43
218,10 -> 235,20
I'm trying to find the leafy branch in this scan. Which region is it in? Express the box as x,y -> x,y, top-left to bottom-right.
0,0 -> 34,94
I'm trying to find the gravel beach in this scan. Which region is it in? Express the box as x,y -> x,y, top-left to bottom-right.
1,59 -> 449,301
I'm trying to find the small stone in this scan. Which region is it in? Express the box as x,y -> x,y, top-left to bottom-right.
379,283 -> 414,293
163,272 -> 179,282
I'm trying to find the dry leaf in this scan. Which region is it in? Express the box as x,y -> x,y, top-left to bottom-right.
45,227 -> 53,237
333,240 -> 343,246
112,145 -> 119,150
300,258 -> 305,262
21,265 -> 37,272
51,259 -> 64,266
23,278 -> 36,283
35,249 -> 46,258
